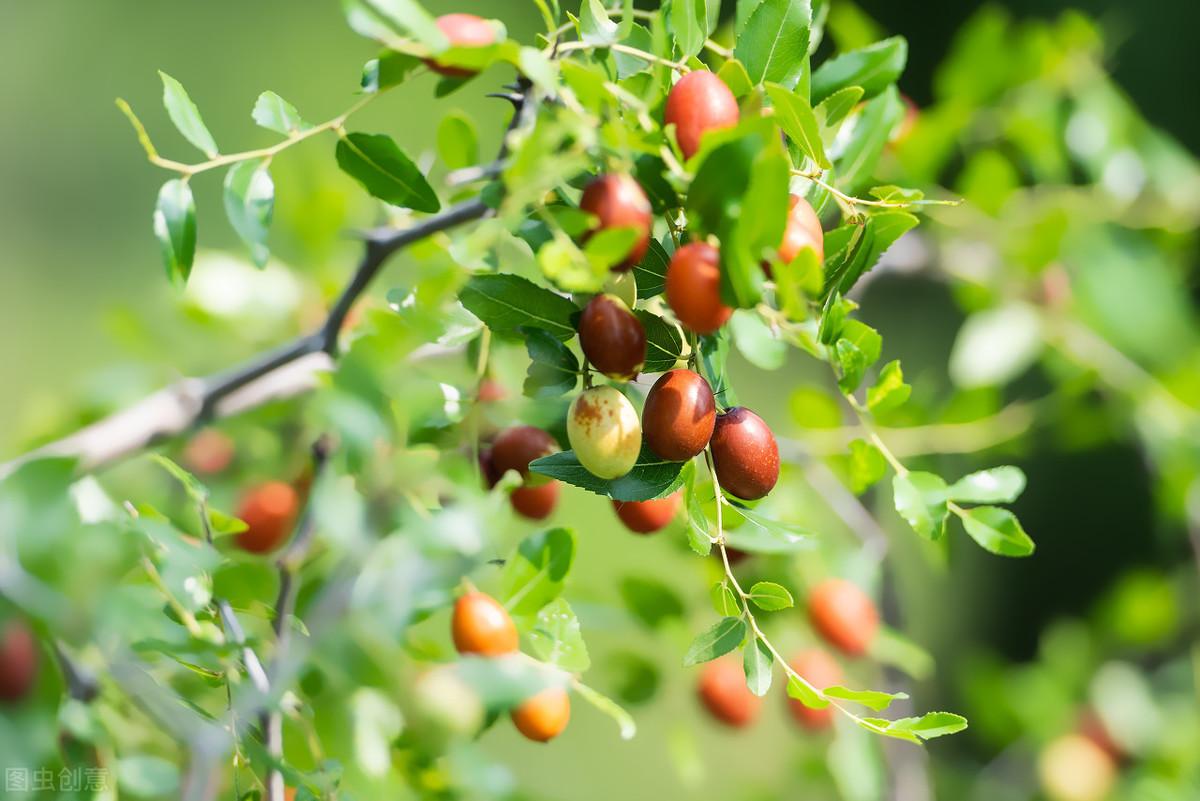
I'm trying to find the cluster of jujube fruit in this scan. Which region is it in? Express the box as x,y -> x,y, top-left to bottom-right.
697,579 -> 879,730
473,62 -> 832,538
452,591 -> 570,742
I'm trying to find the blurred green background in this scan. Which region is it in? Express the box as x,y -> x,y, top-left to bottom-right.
1,2 -> 1198,800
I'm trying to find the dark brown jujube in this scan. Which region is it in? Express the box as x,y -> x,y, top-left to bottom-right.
642,369 -> 716,461
578,294 -> 646,381
709,407 -> 780,500
0,620 -> 38,703
511,482 -> 559,520
579,174 -> 653,271
663,71 -> 740,159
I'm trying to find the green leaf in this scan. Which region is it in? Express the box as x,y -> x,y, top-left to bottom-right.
153,179 -> 196,286
361,51 -> 421,92
892,472 -> 949,540
335,132 -> 440,212
361,0 -> 449,50
866,360 -> 910,413
620,577 -> 685,629
118,755 -> 180,798
687,120 -> 788,308
223,160 -> 274,267
824,210 -> 917,298
836,85 -> 905,193
530,445 -> 687,502
436,111 -> 478,171
158,71 -> 217,157
711,581 -> 740,616
811,36 -> 907,105
635,310 -> 684,372
579,0 -> 618,45
835,339 -> 868,393
949,303 -> 1044,388
815,85 -> 865,129
869,185 -> 925,203
727,505 -> 814,551
501,527 -> 576,616
699,330 -> 739,408
672,0 -> 714,58
846,438 -> 886,494
735,0 -> 812,88
251,91 -> 310,136
521,327 -> 579,398
717,58 -> 754,98
747,581 -> 794,611
148,454 -> 207,503
683,617 -> 746,666
633,239 -> 670,299
459,274 -> 579,341
687,485 -> 714,556
886,711 -> 969,740
765,82 -> 830,169
584,227 -> 640,271
947,466 -> 1026,504
743,638 -> 773,696
786,673 -> 829,709
528,598 -> 590,672
822,685 -> 909,712
730,309 -> 787,370
574,681 -> 637,740
959,506 -> 1035,557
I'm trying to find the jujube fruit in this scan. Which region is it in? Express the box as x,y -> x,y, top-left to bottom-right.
567,386 -> 641,479
488,425 -> 561,519
490,426 -> 558,481
451,591 -> 518,656
709,407 -> 780,500
807,579 -> 879,657
579,174 -> 652,271
182,429 -> 235,475
786,649 -> 842,731
1038,734 -> 1116,801
511,482 -> 559,521
612,492 -> 680,534
511,686 -> 571,742
0,620 -> 38,703
578,294 -> 646,381
696,656 -> 760,727
641,369 -> 716,461
776,194 -> 824,267
235,481 -> 299,554
664,70 -> 740,159
665,242 -> 731,335
477,377 -> 506,403
427,14 -> 497,77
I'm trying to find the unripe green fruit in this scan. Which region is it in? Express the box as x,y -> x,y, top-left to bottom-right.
1038,734 -> 1116,801
567,386 -> 641,479
413,666 -> 485,739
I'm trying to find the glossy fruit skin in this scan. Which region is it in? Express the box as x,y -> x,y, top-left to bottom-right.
235,481 -> 299,554
511,686 -> 571,742
642,369 -> 716,461
578,294 -> 646,381
490,426 -> 558,483
777,194 -> 824,266
0,620 -> 38,703
612,493 -> 680,534
664,70 -> 740,159
1038,734 -> 1116,801
697,656 -> 761,727
567,386 -> 641,479
427,14 -> 496,77
709,407 -> 780,500
579,174 -> 653,271
666,242 -> 732,335
786,649 -> 842,730
452,592 -> 518,656
511,482 -> 559,521
807,579 -> 879,657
